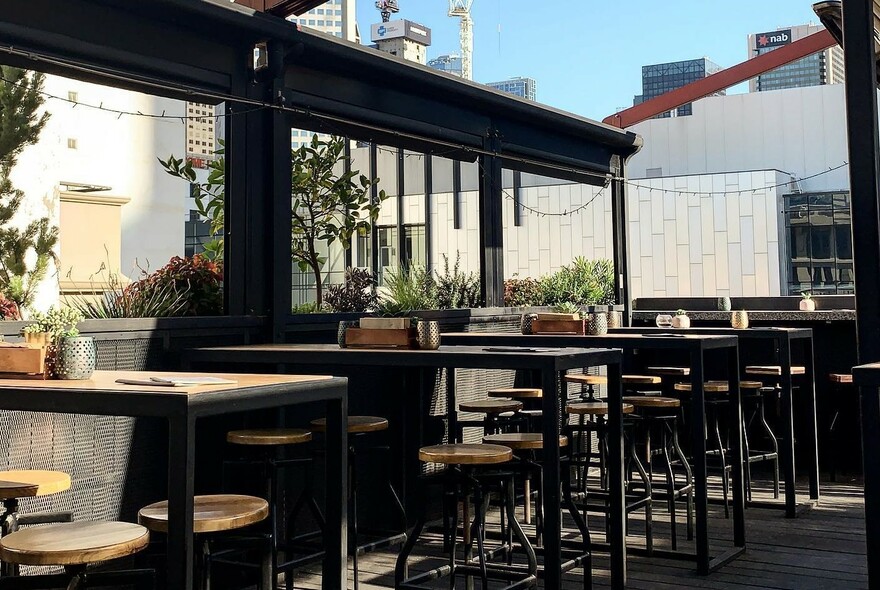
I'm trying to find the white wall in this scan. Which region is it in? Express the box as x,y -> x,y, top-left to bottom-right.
10,74 -> 186,310
628,84 -> 850,193
626,171 -> 789,298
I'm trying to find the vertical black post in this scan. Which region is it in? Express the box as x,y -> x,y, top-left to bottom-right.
344,140 -> 353,269
370,143 -> 380,278
689,348 -> 709,574
425,155 -> 434,271
842,5 -> 880,581
540,365 -> 563,590
606,360 -> 627,588
452,160 -> 463,230
513,170 -> 523,227
397,148 -> 407,268
478,132 -> 504,307
270,78 -> 292,343
611,158 -> 631,326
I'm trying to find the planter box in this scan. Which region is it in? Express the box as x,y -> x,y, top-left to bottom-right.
536,312 -> 580,321
0,343 -> 47,378
345,327 -> 417,348
531,319 -> 585,335
359,317 -> 411,330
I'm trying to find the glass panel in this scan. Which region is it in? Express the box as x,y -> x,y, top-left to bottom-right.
377,226 -> 399,286
404,225 -> 426,267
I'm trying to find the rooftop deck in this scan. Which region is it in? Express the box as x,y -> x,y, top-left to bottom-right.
296,479 -> 866,589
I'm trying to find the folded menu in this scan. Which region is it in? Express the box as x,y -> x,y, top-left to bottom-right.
115,376 -> 237,387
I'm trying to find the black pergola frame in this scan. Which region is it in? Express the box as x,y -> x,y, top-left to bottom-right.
0,0 -> 641,340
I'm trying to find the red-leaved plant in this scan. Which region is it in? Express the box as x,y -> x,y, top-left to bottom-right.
126,255 -> 223,316
0,293 -> 20,320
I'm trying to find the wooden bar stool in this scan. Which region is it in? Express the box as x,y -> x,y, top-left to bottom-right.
564,373 -> 607,402
310,416 -> 405,590
139,494 -> 270,590
674,382 -> 733,516
624,395 -> 694,549
224,428 -> 314,589
488,388 -> 543,431
828,374 -> 853,482
395,443 -> 537,590
483,433 -> 592,589
458,399 -> 524,437
0,469 -> 73,577
566,402 -> 653,555
738,380 -> 780,501
0,521 -> 153,589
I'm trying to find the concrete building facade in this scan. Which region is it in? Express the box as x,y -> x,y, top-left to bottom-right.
748,24 -> 845,92
486,77 -> 538,101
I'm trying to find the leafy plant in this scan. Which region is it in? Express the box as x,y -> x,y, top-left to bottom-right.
68,264 -> 191,319
503,275 -> 542,307
291,301 -> 327,314
0,293 -> 20,320
159,140 -> 225,261
0,67 -> 57,309
801,291 -> 812,300
325,267 -> 377,313
291,135 -> 387,307
22,306 -> 83,340
675,309 -> 687,316
125,255 -> 223,317
435,253 -> 480,309
553,301 -> 581,315
377,266 -> 437,317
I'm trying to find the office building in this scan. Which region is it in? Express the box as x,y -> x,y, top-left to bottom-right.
486,77 -> 537,101
748,24 -> 845,92
371,19 -> 432,65
428,54 -> 463,77
633,57 -> 724,118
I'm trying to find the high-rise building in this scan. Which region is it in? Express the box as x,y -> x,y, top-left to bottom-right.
288,0 -> 357,146
748,24 -> 844,92
633,58 -> 724,118
370,19 -> 432,65
486,77 -> 537,101
428,54 -> 463,77
185,102 -> 216,166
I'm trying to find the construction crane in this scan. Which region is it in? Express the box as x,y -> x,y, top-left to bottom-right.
375,0 -> 399,23
448,0 -> 474,80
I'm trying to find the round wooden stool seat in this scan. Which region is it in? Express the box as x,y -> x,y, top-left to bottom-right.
564,374 -> 607,386
745,365 -> 806,377
418,443 -> 512,465
566,402 -> 635,416
0,470 -> 71,500
623,396 -> 681,409
673,382 -> 729,393
0,521 -> 149,566
622,375 -> 662,385
227,428 -> 312,446
483,433 -> 568,450
829,373 -> 853,384
310,416 -> 389,434
487,388 -> 542,399
138,494 -> 268,534
459,399 -> 523,414
646,366 -> 691,376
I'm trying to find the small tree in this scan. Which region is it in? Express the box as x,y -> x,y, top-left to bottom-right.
291,135 -> 385,307
0,67 -> 56,309
159,140 -> 225,261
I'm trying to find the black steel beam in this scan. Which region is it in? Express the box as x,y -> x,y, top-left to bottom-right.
271,81 -> 293,342
611,157 -> 631,325
397,148 -> 407,268
424,156 -> 434,271
479,133 -> 505,307
843,2 -> 880,587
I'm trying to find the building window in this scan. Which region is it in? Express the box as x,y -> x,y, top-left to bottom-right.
785,192 -> 853,295
403,225 -> 426,268
68,91 -> 78,103
67,138 -> 77,149
185,210 -> 213,258
377,226 -> 398,286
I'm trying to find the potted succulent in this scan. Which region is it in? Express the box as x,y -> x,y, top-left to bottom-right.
21,307 -> 94,379
799,292 -> 816,312
671,309 -> 691,329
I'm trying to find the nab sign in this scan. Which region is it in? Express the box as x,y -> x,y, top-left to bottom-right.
755,29 -> 792,50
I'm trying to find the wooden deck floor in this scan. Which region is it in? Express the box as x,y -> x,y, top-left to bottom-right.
291,477 -> 866,589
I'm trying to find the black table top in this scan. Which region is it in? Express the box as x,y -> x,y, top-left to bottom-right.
853,362 -> 880,386
441,331 -> 738,351
610,326 -> 813,340
185,343 -> 623,371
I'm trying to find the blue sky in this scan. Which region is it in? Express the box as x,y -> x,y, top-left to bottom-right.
355,1 -> 824,121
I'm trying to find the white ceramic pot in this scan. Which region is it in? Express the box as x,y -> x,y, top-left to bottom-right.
671,314 -> 690,329
799,299 -> 816,311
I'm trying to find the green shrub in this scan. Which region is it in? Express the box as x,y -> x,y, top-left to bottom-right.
503,275 -> 542,307
70,266 -> 191,319
504,258 -> 616,308
377,266 -> 437,316
435,254 -> 481,309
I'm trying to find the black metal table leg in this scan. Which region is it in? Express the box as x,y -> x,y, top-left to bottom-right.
780,341 -> 797,518
728,347 -> 746,549
689,349 -> 709,575
606,363 -> 626,590
323,395 -> 348,590
540,367 -> 563,590
167,415 -> 196,590
804,336 -> 820,502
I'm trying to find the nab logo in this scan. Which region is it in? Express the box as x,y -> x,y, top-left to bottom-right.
756,30 -> 791,48
377,25 -> 387,36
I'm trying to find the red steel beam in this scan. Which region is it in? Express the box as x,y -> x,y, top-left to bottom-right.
233,0 -> 325,18
603,29 -> 837,128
